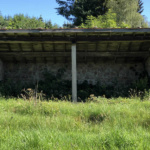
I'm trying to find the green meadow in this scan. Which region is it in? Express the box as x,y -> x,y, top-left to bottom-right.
0,98 -> 150,150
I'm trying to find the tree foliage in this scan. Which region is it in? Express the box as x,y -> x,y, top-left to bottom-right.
106,0 -> 148,28
56,0 -> 108,26
56,0 -> 145,26
0,13 -> 59,29
138,0 -> 144,14
79,9 -> 130,28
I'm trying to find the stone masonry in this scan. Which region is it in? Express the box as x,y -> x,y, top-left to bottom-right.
4,61 -> 144,86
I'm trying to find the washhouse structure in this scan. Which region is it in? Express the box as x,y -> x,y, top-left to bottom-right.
0,28 -> 150,102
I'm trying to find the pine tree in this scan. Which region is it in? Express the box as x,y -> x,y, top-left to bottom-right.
38,15 -> 43,22
45,20 -> 53,29
56,0 -> 108,26
138,0 -> 144,14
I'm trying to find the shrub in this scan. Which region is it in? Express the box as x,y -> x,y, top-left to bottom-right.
0,69 -> 150,101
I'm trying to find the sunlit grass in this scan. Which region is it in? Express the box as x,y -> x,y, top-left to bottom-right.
0,98 -> 150,150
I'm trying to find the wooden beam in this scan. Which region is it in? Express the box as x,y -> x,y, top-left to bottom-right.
31,44 -> 35,52
72,43 -> 77,103
109,32 -> 111,37
96,42 -> 98,52
53,43 -> 56,64
19,43 -> 23,51
144,48 -> 150,63
85,44 -> 88,64
42,43 -> 45,52
64,43 -> 67,63
14,33 -> 18,38
40,33 -> 42,38
139,42 -> 144,51
128,42 -> 132,51
0,35 -> 150,43
0,40 -> 149,44
117,43 -> 121,51
0,51 -> 148,58
7,43 -> 12,52
116,43 -> 122,63
28,33 -> 32,37
133,33 -> 136,37
106,42 -> 109,51
94,42 -> 98,64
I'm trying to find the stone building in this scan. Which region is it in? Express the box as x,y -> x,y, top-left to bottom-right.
0,28 -> 150,101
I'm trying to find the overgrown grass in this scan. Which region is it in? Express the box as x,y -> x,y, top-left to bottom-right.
0,98 -> 150,149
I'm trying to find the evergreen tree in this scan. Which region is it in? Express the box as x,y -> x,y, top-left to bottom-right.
56,0 -> 108,26
138,0 -> 144,14
56,0 -> 144,26
45,20 -> 53,29
38,15 -> 43,22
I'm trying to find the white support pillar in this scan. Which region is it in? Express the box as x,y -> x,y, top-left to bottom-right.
72,43 -> 77,102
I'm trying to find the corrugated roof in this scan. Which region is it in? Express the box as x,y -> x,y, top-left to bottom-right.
0,28 -> 150,33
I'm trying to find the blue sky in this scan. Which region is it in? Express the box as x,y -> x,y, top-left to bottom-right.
0,0 -> 150,26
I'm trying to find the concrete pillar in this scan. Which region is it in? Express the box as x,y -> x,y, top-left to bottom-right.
0,59 -> 3,81
72,44 -> 77,102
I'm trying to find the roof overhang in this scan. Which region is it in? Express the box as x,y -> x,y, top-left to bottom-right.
0,28 -> 150,63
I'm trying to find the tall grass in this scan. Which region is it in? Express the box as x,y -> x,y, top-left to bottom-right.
0,98 -> 150,149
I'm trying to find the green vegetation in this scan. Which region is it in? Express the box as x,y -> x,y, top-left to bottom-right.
106,0 -> 148,28
0,98 -> 149,149
56,0 -> 144,26
79,1 -> 149,28
0,13 -> 59,29
0,69 -> 150,101
79,10 -> 130,28
56,0 -> 108,26
56,0 -> 149,28
0,0 -> 149,29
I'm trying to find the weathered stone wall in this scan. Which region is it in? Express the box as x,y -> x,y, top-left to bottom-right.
4,62 -> 144,86
77,63 -> 144,85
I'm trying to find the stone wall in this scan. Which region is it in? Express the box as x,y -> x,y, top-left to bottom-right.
4,61 -> 144,86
